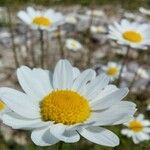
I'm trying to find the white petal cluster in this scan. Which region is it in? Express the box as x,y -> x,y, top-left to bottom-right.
0,60 -> 136,147
102,62 -> 121,81
17,7 -> 65,31
121,114 -> 150,144
65,39 -> 82,51
109,19 -> 150,49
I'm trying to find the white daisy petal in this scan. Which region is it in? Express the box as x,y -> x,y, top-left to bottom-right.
89,101 -> 136,126
50,123 -> 66,138
79,126 -> 119,147
72,69 -> 96,92
91,88 -> 129,110
84,74 -> 109,100
50,124 -> 80,143
132,135 -> 140,144
0,87 -> 39,119
92,85 -> 118,102
142,120 -> 150,126
2,112 -> 49,129
17,66 -> 52,101
137,132 -> 150,141
143,127 -> 150,133
26,7 -> 36,18
121,129 -> 133,137
32,68 -> 53,93
31,127 -> 59,146
17,11 -> 31,24
136,114 -> 144,121
73,67 -> 80,80
53,60 -> 73,89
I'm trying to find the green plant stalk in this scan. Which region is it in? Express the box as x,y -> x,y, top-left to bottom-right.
86,9 -> 94,66
57,141 -> 63,150
57,26 -> 65,59
7,6 -> 19,68
117,46 -> 130,86
39,29 -> 45,68
29,29 -> 36,67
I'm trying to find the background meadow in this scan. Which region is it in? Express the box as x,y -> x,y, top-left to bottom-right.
0,0 -> 150,150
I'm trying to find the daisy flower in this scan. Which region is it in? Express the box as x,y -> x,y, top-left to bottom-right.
17,7 -> 65,31
0,60 -> 136,147
147,104 -> 150,111
139,7 -> 150,16
121,114 -> 150,144
124,12 -> 137,20
66,14 -> 77,25
86,10 -> 105,17
0,100 -> 9,120
90,25 -> 107,34
137,68 -> 149,79
102,62 -> 121,81
109,19 -> 150,49
65,38 -> 82,51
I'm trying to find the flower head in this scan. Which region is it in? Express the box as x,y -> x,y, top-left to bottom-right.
0,60 -> 136,147
102,62 -> 121,81
86,10 -> 105,17
137,68 -> 149,79
147,104 -> 150,111
121,114 -> 150,144
66,14 -> 77,25
17,7 -> 65,31
65,38 -> 82,51
90,25 -> 107,34
109,19 -> 150,49
139,7 -> 150,16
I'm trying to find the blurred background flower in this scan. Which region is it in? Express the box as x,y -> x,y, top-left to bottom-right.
121,114 -> 150,144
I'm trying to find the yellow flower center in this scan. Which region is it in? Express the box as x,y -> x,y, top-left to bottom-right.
123,31 -> 143,43
32,16 -> 52,27
107,67 -> 119,76
71,41 -> 77,48
40,90 -> 91,125
129,120 -> 143,132
0,100 -> 5,111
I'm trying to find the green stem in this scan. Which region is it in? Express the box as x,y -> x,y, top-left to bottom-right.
24,26 -> 30,65
117,46 -> 130,86
86,11 -> 94,66
57,141 -> 63,150
86,0 -> 97,66
57,26 -> 65,59
45,31 -> 49,68
129,71 -> 138,90
113,146 -> 119,150
39,29 -> 44,68
29,30 -> 36,67
7,7 -> 19,68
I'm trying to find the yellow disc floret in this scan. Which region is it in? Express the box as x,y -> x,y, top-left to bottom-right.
0,100 -> 5,111
40,90 -> 91,125
71,41 -> 77,48
129,120 -> 143,132
32,16 -> 52,27
107,67 -> 119,76
123,31 -> 143,43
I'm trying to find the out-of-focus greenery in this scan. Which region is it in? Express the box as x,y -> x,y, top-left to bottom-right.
0,135 -> 150,150
0,0 -> 150,10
